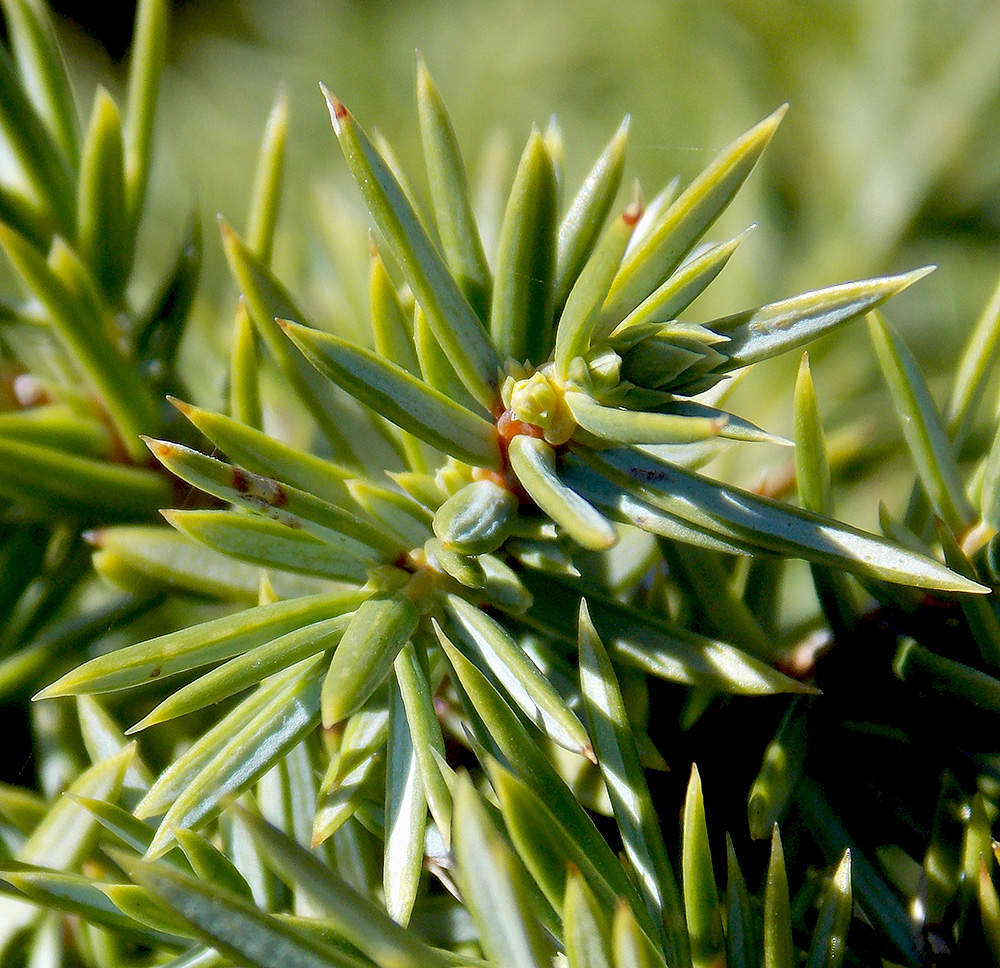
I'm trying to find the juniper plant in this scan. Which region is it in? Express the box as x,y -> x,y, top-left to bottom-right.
2,1 -> 1000,966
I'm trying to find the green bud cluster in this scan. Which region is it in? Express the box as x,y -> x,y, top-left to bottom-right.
502,366 -> 577,445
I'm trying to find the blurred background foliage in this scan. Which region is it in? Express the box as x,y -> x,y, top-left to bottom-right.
16,0 -> 1000,524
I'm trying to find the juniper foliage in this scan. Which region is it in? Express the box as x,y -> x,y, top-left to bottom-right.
0,2 -> 999,966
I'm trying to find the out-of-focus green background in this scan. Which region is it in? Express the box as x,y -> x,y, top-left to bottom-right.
49,0 -> 1000,514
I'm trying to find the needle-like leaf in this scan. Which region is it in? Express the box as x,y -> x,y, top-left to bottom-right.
0,746 -> 134,952
0,434 -> 169,517
523,568 -> 816,696
555,199 -> 640,376
163,509 -> 376,583
413,302 -> 482,412
129,613 -> 353,732
452,774 -> 555,968
135,211 -> 202,375
796,778 -> 920,965
246,88 -> 288,266
725,836 -> 757,968
763,826 -> 793,968
383,672 -> 426,926
0,226 -> 158,458
123,0 -> 168,233
748,699 -> 808,840
868,309 -> 975,534
169,398 -> 352,506
175,827 -> 254,901
893,637 -> 1000,712
37,590 -> 360,698
219,219 -> 357,461
715,269 -> 932,373
312,696 -> 388,846
232,803 -> 460,968
564,865 -> 614,968
445,592 -> 593,758
321,593 -> 419,727
611,901 -> 670,968
682,765 -> 723,968
794,353 -> 831,514
101,882 -> 194,937
490,129 -> 558,365
141,656 -> 323,856
565,390 -> 726,445
78,88 -> 129,302
369,240 -> 421,377
122,856 -> 371,968
582,446 -> 986,592
945,270 -> 1000,447
612,227 -> 754,338
417,55 -> 492,321
935,520 -> 1000,671
394,642 -> 452,843
349,479 -> 435,548
280,319 -> 501,469
0,43 -> 74,235
980,855 -> 1000,963
486,756 -> 658,947
1,867 -> 184,946
579,602 -> 689,967
0,0 -> 80,171
146,438 -> 402,558
439,626 -> 644,923
555,118 -> 629,315
562,458 -> 751,555
229,296 -> 263,428
324,88 -> 501,409
805,850 -> 852,968
508,434 -> 617,550
69,795 -> 156,854
602,106 -> 785,327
